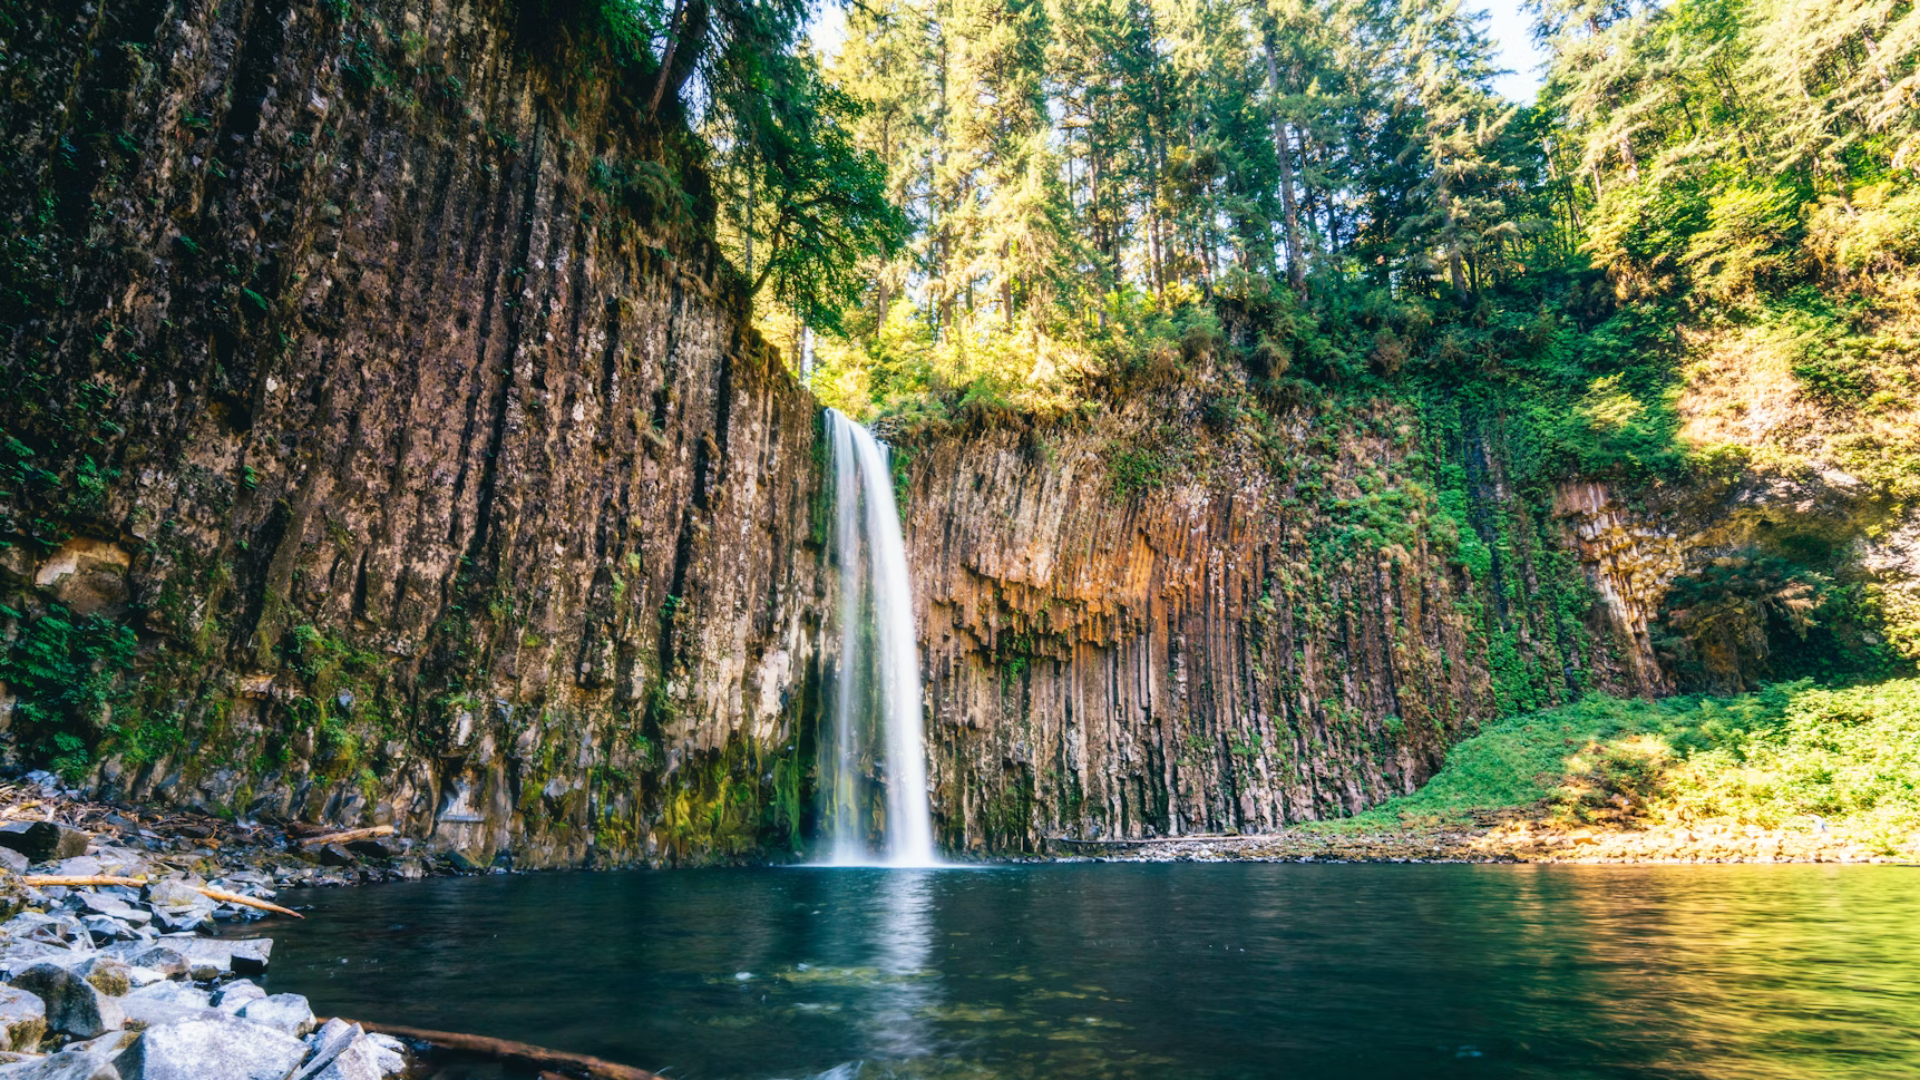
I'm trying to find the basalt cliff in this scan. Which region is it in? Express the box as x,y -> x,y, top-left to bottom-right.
1,0 -> 1912,865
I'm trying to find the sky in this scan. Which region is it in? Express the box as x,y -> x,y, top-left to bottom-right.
806,0 -> 1548,102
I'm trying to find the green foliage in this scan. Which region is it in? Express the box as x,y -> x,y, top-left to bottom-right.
0,604 -> 138,781
1317,678 -> 1920,854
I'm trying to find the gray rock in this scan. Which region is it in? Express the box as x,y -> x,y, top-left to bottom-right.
119,970 -> 164,991
116,996 -> 224,1029
44,859 -> 101,879
96,950 -> 183,981
0,1043 -> 123,1080
114,1015 -> 307,1080
134,884 -> 196,912
8,964 -> 123,1038
79,919 -> 138,947
0,851 -> 27,876
67,960 -> 130,999
124,983 -> 208,1010
75,898 -> 144,927
292,1021 -> 404,1080
210,982 -> 264,1012
234,995 -> 312,1037
0,824 -> 89,865
0,985 -> 45,1052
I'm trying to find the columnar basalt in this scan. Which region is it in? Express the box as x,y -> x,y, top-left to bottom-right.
0,0 -> 830,867
896,378 -> 1634,853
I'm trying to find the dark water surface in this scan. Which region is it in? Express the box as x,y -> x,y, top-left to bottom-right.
262,864 -> 1920,1079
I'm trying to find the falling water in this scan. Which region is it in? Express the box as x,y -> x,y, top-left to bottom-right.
823,409 -> 939,867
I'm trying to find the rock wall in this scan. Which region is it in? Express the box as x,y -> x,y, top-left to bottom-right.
0,0 -> 830,867
897,378 -> 1636,853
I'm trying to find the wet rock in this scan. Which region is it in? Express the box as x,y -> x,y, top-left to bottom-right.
8,963 -> 124,1038
0,986 -> 46,1052
235,995 -> 313,1037
115,1015 -> 307,1080
0,825 -> 89,865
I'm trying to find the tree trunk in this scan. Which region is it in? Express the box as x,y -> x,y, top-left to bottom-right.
1264,33 -> 1307,297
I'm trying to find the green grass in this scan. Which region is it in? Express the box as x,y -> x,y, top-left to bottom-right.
1310,678 -> 1920,854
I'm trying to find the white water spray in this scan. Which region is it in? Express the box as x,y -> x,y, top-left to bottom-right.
822,409 -> 939,867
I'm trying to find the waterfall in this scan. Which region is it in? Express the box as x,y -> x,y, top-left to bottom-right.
822,409 -> 939,867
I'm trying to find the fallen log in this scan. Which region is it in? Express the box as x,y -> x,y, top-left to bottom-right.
196,886 -> 305,919
298,825 -> 395,847
330,1019 -> 657,1080
20,876 -> 304,919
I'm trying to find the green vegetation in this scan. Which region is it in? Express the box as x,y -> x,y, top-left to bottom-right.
1316,678 -> 1920,854
0,603 -> 139,781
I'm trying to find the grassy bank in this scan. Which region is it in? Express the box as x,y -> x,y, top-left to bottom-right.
1309,678 -> 1920,857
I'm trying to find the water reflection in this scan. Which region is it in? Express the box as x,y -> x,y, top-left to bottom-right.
864,871 -> 938,1061
262,865 -> 1920,1080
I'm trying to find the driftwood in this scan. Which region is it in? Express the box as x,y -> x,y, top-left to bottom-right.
195,886 -> 305,919
298,825 -> 395,847
20,876 -> 304,919
330,1019 -> 657,1080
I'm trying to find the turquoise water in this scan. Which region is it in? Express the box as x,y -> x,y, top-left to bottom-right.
264,863 -> 1920,1079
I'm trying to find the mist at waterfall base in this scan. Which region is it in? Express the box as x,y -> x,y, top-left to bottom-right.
820,409 -> 938,868
262,864 -> 1920,1080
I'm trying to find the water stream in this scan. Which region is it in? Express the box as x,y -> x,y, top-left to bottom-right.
823,409 -> 938,867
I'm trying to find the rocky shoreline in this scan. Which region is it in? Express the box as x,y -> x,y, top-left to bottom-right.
0,773 -> 503,1080
1041,817 -> 1917,865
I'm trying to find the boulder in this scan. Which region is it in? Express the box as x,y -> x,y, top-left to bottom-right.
316,846 -> 355,868
114,1015 -> 307,1080
124,983 -> 208,1009
235,995 -> 313,1037
210,983 -> 264,1012
116,996 -> 225,1029
0,986 -> 45,1052
135,884 -> 197,911
292,1021 -> 404,1080
343,838 -> 393,860
108,940 -> 269,981
97,949 -> 184,981
68,960 -> 131,998
44,859 -> 102,879
0,1038 -> 126,1079
8,964 -> 123,1038
0,825 -> 89,865
75,898 -> 145,927
79,918 -> 139,947
0,850 -> 28,876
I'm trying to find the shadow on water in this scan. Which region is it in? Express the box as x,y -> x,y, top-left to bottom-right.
261,864 -> 1920,1080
